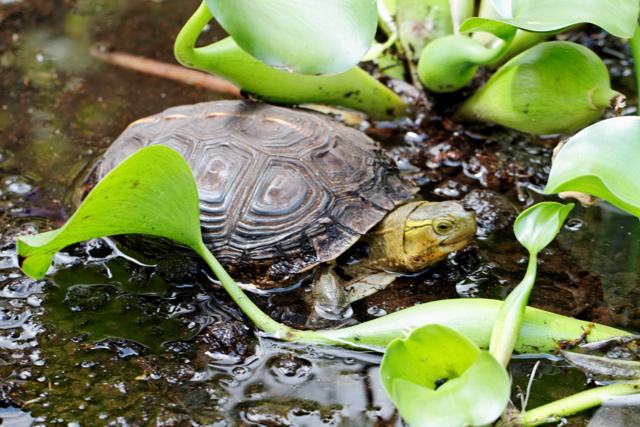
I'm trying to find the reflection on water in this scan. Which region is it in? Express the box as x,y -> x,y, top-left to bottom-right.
559,204 -> 640,330
589,395 -> 640,427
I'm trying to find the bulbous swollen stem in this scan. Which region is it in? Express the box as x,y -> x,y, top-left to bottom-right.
417,32 -> 514,93
173,2 -> 408,120
590,87 -> 626,115
173,1 -> 211,69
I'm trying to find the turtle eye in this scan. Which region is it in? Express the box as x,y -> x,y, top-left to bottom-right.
434,220 -> 454,235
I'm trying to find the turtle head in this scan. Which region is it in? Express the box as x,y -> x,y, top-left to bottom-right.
371,200 -> 476,272
402,201 -> 476,270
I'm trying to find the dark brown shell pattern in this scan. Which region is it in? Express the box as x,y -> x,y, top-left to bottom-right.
98,101 -> 413,287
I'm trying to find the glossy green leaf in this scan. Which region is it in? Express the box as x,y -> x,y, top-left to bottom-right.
514,202 -> 574,256
204,0 -> 378,75
484,0 -> 639,38
545,117 -> 640,218
380,325 -> 510,427
18,146 -> 203,279
18,145 -> 294,339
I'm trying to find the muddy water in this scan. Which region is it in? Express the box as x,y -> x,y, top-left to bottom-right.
1,1 -> 639,426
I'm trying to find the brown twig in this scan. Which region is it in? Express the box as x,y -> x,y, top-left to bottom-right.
90,47 -> 241,98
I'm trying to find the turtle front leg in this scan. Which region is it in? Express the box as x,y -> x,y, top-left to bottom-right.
343,272 -> 400,303
305,266 -> 400,328
305,265 -> 352,328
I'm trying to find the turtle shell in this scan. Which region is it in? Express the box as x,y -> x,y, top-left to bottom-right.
98,101 -> 413,287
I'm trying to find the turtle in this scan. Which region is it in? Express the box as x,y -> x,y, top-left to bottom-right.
96,100 -> 476,323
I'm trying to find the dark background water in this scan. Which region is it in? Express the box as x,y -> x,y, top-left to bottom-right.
2,1 -> 640,426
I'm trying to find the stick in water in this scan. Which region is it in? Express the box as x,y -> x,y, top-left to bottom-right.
90,47 -> 241,97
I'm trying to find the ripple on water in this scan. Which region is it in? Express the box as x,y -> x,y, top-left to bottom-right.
0,243 -> 44,357
4,176 -> 34,197
267,354 -> 313,385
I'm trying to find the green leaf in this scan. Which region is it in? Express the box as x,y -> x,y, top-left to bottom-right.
18,146 -> 203,279
545,117 -> 640,218
18,145 -> 294,339
380,325 -> 510,427
484,0 -> 639,38
204,0 -> 378,75
514,202 -> 574,256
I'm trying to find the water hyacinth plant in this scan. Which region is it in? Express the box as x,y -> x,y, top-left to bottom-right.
174,0 -> 640,134
174,1 -> 406,120
422,0 -> 639,94
489,202 -> 574,367
380,325 -> 510,427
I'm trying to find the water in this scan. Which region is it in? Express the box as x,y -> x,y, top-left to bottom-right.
1,1 -> 639,425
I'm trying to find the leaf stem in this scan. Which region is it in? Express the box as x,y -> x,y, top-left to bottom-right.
521,382 -> 640,426
490,254 -> 538,367
377,0 -> 419,87
450,0 -> 475,34
195,242 -> 294,339
173,1 -> 211,69
630,22 -> 640,115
